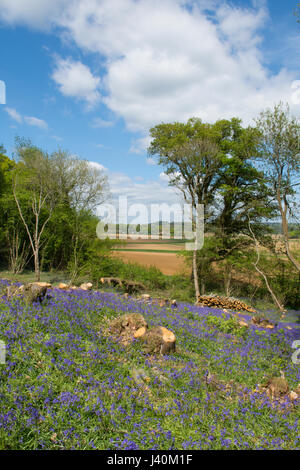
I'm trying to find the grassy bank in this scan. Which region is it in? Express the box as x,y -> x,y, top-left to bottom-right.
0,280 -> 300,450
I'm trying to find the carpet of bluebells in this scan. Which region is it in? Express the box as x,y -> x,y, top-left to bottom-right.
0,278 -> 300,450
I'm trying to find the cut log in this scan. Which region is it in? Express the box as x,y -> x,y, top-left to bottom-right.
33,282 -> 52,288
23,283 -> 48,304
251,316 -> 276,329
6,285 -> 23,300
133,327 -> 147,338
80,282 -> 93,291
109,313 -> 148,338
6,283 -> 48,304
142,326 -> 176,355
100,277 -> 123,288
122,280 -> 146,294
58,283 -> 69,290
140,294 -> 151,301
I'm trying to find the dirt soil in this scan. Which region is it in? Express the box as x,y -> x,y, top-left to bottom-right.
112,250 -> 189,275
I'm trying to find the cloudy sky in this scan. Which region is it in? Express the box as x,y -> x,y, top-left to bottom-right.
0,0 -> 299,210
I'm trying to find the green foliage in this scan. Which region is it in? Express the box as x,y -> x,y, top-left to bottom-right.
1,102 -> 299,310
266,259 -> 300,309
0,139 -> 109,277
205,313 -> 248,338
255,103 -> 300,191
148,117 -> 276,300
78,246 -> 168,290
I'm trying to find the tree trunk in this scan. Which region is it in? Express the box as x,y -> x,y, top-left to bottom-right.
248,216 -> 285,312
34,249 -> 40,281
253,262 -> 285,312
193,249 -> 200,300
278,192 -> 300,273
200,278 -> 205,295
224,263 -> 232,297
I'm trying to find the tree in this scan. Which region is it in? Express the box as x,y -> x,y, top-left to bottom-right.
49,150 -> 109,280
149,117 -> 274,299
12,141 -> 57,281
6,228 -> 31,274
0,147 -> 22,268
0,146 -> 15,200
212,119 -> 275,295
50,150 -> 108,212
148,118 -> 224,298
255,103 -> 300,273
12,142 -> 109,280
214,119 -> 271,239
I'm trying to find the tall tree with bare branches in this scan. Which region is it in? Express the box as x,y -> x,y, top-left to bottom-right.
255,103 -> 300,273
12,141 -> 56,281
12,141 -> 109,281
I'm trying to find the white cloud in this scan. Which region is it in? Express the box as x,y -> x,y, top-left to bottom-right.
88,161 -> 107,172
109,174 -> 181,207
5,107 -> 48,129
92,117 -> 114,128
56,0 -> 299,131
159,172 -> 170,183
146,157 -> 157,166
52,57 -> 101,107
52,135 -> 63,141
0,0 -> 66,29
216,3 -> 267,51
130,135 -> 152,154
1,0 -> 299,138
5,107 -> 22,123
24,116 -> 48,129
110,172 -> 132,186
92,160 -> 182,210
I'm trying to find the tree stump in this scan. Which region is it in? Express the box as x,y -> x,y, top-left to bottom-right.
109,313 -> 148,346
23,283 -> 48,304
142,326 -> 176,355
6,283 -> 48,304
6,285 -> 23,300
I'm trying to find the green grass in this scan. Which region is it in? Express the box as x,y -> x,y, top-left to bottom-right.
0,270 -> 69,285
112,248 -> 181,253
120,239 -> 188,244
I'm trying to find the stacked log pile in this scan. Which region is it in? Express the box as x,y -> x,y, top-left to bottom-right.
196,295 -> 256,313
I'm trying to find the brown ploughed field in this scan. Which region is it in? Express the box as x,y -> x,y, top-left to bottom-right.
112,238 -> 189,275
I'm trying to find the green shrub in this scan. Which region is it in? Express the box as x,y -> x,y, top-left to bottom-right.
205,314 -> 248,338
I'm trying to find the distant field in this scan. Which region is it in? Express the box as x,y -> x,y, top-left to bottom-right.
112,238 -> 189,274
114,243 -> 184,253
112,235 -> 300,276
112,250 -> 188,275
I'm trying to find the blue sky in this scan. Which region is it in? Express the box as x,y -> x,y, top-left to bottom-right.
0,0 -> 299,209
